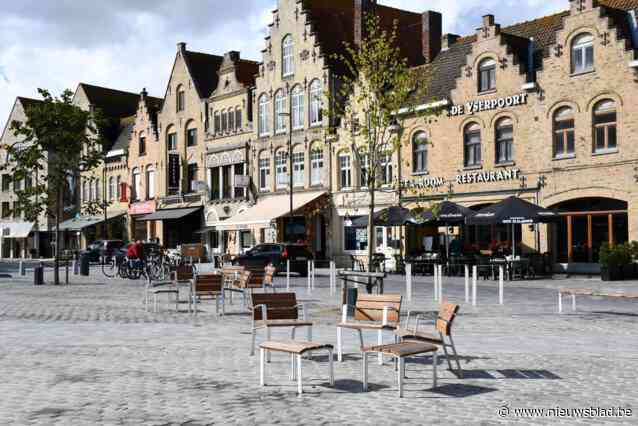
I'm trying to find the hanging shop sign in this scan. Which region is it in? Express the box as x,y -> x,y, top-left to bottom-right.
168,154 -> 180,190
449,93 -> 528,117
456,168 -> 520,185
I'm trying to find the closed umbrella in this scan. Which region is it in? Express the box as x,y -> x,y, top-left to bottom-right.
466,196 -> 560,257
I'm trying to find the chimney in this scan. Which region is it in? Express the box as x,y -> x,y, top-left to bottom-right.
482,14 -> 495,27
422,11 -> 442,63
224,51 -> 240,63
140,88 -> 147,99
478,14 -> 500,39
354,0 -> 377,46
442,33 -> 460,51
177,42 -> 187,53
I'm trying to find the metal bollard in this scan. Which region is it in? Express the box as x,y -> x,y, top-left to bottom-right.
437,265 -> 443,302
311,260 -> 315,290
472,265 -> 478,306
307,261 -> 312,292
73,260 -> 79,275
499,266 -> 504,305
464,265 -> 470,303
433,265 -> 439,302
286,260 -> 290,290
405,263 -> 412,302
19,260 -> 26,276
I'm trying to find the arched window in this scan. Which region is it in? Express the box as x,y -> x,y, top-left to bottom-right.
412,131 -> 428,173
571,33 -> 594,74
214,111 -> 221,133
310,144 -> 324,186
166,126 -> 177,151
235,107 -> 242,130
291,85 -> 304,130
593,99 -> 617,152
146,166 -> 156,199
309,80 -> 323,126
495,118 -> 514,164
282,35 -> 294,77
221,109 -> 228,132
338,152 -> 352,190
553,107 -> 575,157
292,147 -> 305,188
186,122 -> 197,147
258,94 -> 270,136
108,177 -> 115,201
88,179 -> 95,201
258,151 -> 271,192
132,168 -> 141,201
478,58 -> 496,92
275,149 -> 289,189
274,90 -> 287,133
116,176 -> 121,200
463,123 -> 482,167
176,85 -> 185,112
381,152 -> 393,186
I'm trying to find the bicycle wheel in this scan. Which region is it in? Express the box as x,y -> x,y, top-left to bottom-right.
102,257 -> 116,278
118,262 -> 130,279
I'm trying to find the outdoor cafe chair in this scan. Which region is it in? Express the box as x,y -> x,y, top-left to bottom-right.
395,303 -> 463,377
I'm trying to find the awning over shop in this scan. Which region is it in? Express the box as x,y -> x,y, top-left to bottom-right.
215,191 -> 326,231
138,207 -> 201,222
0,222 -> 35,238
194,226 -> 216,234
59,212 -> 126,231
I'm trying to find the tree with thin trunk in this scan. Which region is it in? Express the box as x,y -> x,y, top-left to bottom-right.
1,89 -> 107,284
327,13 -> 434,284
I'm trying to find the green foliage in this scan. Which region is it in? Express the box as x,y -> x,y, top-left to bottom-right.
599,242 -> 632,268
0,88 -> 108,222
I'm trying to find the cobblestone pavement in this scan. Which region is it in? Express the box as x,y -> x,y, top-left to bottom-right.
0,266 -> 637,425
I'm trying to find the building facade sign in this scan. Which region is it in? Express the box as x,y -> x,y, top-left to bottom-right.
400,176 -> 445,190
128,200 -> 156,215
206,149 -> 245,168
449,93 -> 528,117
456,168 -> 520,185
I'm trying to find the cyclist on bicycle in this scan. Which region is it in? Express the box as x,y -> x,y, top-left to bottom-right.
127,240 -> 143,268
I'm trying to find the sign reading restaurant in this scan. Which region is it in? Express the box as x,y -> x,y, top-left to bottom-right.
401,169 -> 521,191
449,92 -> 529,117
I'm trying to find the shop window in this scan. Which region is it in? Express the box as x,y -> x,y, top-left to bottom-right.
258,94 -> 270,136
593,99 -> 617,153
309,79 -> 323,126
275,149 -> 289,189
139,135 -> 146,156
344,217 -> 368,251
240,230 -> 253,249
495,117 -> 514,164
310,147 -> 324,186
412,131 -> 428,173
339,153 -> 352,190
553,107 -> 575,158
292,151 -> 304,188
176,86 -> 185,112
282,35 -> 294,77
275,90 -> 287,134
291,85 -> 304,130
258,155 -> 270,192
478,58 -> 496,93
571,33 -> 594,74
167,132 -> 177,152
187,128 -> 197,147
463,123 -> 482,167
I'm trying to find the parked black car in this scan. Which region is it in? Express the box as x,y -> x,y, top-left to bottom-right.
233,244 -> 313,276
82,240 -> 126,262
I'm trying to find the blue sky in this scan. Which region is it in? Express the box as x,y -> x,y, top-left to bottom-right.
0,0 -> 565,130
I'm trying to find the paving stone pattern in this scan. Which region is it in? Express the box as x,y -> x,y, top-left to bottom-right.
0,266 -> 637,425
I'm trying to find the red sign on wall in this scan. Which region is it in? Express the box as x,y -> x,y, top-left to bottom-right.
128,200 -> 156,215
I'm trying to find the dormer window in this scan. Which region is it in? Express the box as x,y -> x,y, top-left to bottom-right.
478,58 -> 496,93
571,33 -> 594,74
282,35 -> 294,77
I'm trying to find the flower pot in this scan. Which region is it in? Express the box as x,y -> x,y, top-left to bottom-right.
601,265 -> 623,281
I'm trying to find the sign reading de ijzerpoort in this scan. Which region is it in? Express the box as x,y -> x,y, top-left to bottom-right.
449,93 -> 528,117
456,168 -> 520,185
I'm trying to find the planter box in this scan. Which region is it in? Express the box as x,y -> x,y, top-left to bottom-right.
601,265 -> 624,281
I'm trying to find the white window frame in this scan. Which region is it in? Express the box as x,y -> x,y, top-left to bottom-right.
146,167 -> 156,199
275,150 -> 288,189
292,151 -> 304,188
291,85 -> 304,130
132,168 -> 141,202
108,177 -> 115,201
339,153 -> 352,190
381,154 -> 393,186
310,149 -> 324,186
282,35 -> 294,77
259,157 -> 270,192
275,90 -> 287,134
258,94 -> 270,137
571,33 -> 594,74
309,80 -> 322,126
412,131 -> 428,173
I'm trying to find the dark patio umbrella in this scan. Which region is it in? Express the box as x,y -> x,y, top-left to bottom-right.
412,201 -> 476,258
351,206 -> 416,227
466,196 -> 560,257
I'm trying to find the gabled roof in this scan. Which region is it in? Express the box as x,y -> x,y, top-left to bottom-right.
183,50 -> 224,98
78,83 -> 141,118
110,115 -> 136,153
235,59 -> 260,87
416,0 -> 638,103
0,97 -> 44,142
17,96 -> 43,110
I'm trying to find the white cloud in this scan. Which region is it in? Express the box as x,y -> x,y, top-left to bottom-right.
0,0 -> 568,131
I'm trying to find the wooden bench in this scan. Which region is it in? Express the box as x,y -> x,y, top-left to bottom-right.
190,273 -> 224,315
336,294 -> 402,364
362,342 -> 438,398
395,303 -> 463,377
558,288 -> 638,313
259,340 -> 334,395
250,293 -> 312,357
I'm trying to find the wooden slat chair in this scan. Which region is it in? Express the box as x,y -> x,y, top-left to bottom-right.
336,294 -> 402,364
190,273 -> 225,316
395,303 -> 463,377
250,292 -> 312,357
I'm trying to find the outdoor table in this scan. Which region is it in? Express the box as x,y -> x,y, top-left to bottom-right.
408,256 -> 439,275
490,258 -> 529,281
338,270 -> 386,304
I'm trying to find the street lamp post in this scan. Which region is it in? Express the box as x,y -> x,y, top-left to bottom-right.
279,93 -> 294,242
